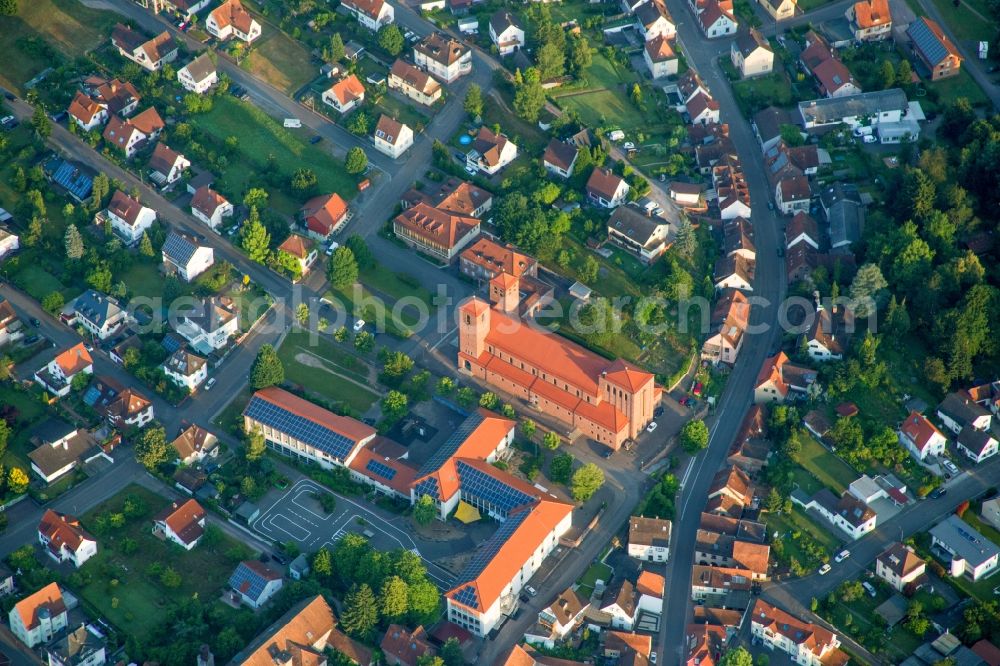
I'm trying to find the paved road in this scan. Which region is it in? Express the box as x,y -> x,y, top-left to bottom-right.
654,8 -> 788,666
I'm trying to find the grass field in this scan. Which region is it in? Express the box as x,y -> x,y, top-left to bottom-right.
821,588 -> 925,661
78,485 -> 254,641
930,0 -> 995,42
793,431 -> 860,494
244,30 -> 317,96
194,96 -> 357,208
276,328 -> 379,413
0,0 -> 119,94
927,68 -> 991,108
0,385 -> 47,479
576,561 -> 613,598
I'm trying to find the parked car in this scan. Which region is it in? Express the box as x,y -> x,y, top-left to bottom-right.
646,422 -> 658,433
818,563 -> 832,575
353,319 -> 366,332
941,459 -> 959,476
692,382 -> 703,397
602,449 -> 614,459
310,135 -> 323,144
204,377 -> 217,391
465,165 -> 477,175
30,317 -> 40,327
650,653 -> 657,664
929,487 -> 947,499
525,585 -> 538,597
862,581 -> 877,598
654,406 -> 664,417
834,549 -> 850,563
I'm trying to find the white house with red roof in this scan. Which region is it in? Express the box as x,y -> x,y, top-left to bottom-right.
466,127 -> 518,176
373,114 -> 414,159
67,92 -> 108,132
750,600 -> 849,666
206,0 -> 261,43
586,168 -> 630,208
301,193 -> 349,240
898,411 -> 947,461
111,23 -> 177,72
322,75 -> 366,114
341,0 -> 394,31
153,499 -> 207,550
35,343 -> 93,397
9,583 -> 69,648
190,186 -> 233,230
38,510 -> 97,568
102,190 -> 157,245
636,571 -> 665,615
753,352 -> 816,403
697,0 -> 738,38
489,11 -> 524,55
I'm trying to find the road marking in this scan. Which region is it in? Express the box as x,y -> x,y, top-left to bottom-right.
429,324 -> 458,351
678,458 -> 695,489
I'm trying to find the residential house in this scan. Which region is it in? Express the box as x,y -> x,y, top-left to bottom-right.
71,289 -> 126,340
526,588 -> 589,647
804,304 -> 853,361
301,193 -> 349,240
702,288 -> 750,365
937,391 -> 993,435
153,499 -> 206,550
713,155 -> 751,220
413,32 -> 471,83
171,424 -> 219,464
753,106 -> 795,152
341,0 -> 394,30
147,143 -> 190,187
373,115 -> 414,159
586,167 -> 630,208
759,0 -> 796,20
697,0 -> 738,38
154,0 -> 213,18
163,348 -> 209,391
706,466 -> 755,518
322,75 -> 366,114
381,625 -> 436,666
177,296 -> 239,353
67,92 -> 108,132
798,488 -> 877,540
35,343 -> 93,398
603,631 -> 651,660
723,216 -> 755,260
190,186 -> 233,231
668,181 -> 704,209
229,561 -> 284,609
797,88 -> 915,136
459,237 -> 537,283
628,515 -> 672,562
389,59 -> 442,106
687,90 -> 721,125
749,600 -> 849,666
644,35 -> 679,78
728,404 -> 770,472
162,231 -> 214,282
800,31 -> 860,97
178,54 -> 218,93
694,530 -> 770,579
243,386 -> 377,468
466,126 -> 518,175
968,381 -> 1000,416
606,204 -> 672,263
846,0 -> 891,41
402,177 -> 493,218
983,498 -> 1000,531
111,24 -> 177,71
775,173 -> 811,215
714,254 -> 754,292
393,202 -> 480,261
38,510 -> 97,568
957,428 -> 999,464
83,77 -> 140,117
289,554 -> 310,581
489,11 -> 524,55
876,542 -> 927,592
754,352 -> 817,403
636,570 -> 665,615
930,514 -> 1000,581
542,139 -> 579,178
206,0 -> 262,42
0,297 -> 23,347
0,225 -> 18,262
277,234 -> 318,279
600,578 -> 638,630
634,0 -> 675,41
731,28 -> 774,78
690,565 -> 753,604
785,211 -> 820,250
820,182 -> 864,249
898,411 -> 947,461
700,512 -> 768,543
9,583 -> 69,649
104,387 -> 155,429
45,625 -> 106,666
101,190 -> 157,246
686,624 -> 728,666
908,17 -> 962,80
232,596 -> 353,665
102,115 -> 148,158
28,419 -> 97,483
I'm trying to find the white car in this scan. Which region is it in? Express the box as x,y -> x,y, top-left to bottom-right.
646,422 -> 658,433
353,319 -> 366,332
465,165 -> 478,175
204,377 -> 217,391
941,459 -> 959,476
525,585 -> 538,597
650,653 -> 657,664
834,549 -> 850,563
623,141 -> 636,150
818,563 -> 832,575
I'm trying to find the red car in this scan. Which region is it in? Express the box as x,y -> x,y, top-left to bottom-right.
679,396 -> 692,407
692,382 -> 703,397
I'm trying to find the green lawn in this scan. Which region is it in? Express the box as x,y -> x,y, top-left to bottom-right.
276,328 -> 380,413
78,485 -> 255,642
765,504 -> 842,569
930,0 -> 995,42
376,94 -> 430,132
0,384 -> 47,479
244,29 -> 318,96
927,68 -> 991,108
214,387 -> 253,435
821,591 -> 925,662
194,96 -> 358,209
11,264 -> 67,301
793,431 -> 860,494
0,0 -> 119,94
120,262 -> 185,300
359,265 -> 436,308
576,561 -> 613,598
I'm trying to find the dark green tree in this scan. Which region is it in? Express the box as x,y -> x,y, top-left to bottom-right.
249,344 -> 284,389
341,584 -> 379,639
680,419 -> 709,453
378,24 -> 405,56
328,246 -> 359,288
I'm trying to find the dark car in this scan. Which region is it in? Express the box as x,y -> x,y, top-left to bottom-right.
929,487 -> 946,499
654,406 -> 664,417
3,92 -> 14,101
272,553 -> 290,565
602,449 -> 614,459
310,135 -> 323,144
30,317 -> 40,327
23,335 -> 40,345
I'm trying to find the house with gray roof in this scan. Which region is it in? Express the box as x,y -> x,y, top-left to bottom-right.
937,391 -> 993,435
930,514 -> 1000,581
70,290 -> 126,340
162,231 -> 214,282
797,88 -> 913,133
820,182 -> 864,250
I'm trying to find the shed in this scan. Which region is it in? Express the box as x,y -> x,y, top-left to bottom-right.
875,594 -> 908,627
569,282 -> 592,301
234,501 -> 260,523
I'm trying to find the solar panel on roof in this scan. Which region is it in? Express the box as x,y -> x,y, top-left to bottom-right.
52,161 -> 94,200
228,562 -> 270,601
244,395 -> 357,460
456,461 -> 535,516
162,232 -> 197,265
413,476 -> 440,500
82,386 -> 100,406
909,19 -> 949,67
419,411 -> 485,476
161,335 -> 182,353
365,458 -> 397,481
452,509 -> 532,596
453,585 -> 479,609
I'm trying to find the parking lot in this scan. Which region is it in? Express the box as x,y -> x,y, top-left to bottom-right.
251,478 -> 455,588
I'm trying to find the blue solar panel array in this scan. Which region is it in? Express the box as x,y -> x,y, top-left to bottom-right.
456,461 -> 535,516
51,160 -> 94,201
418,411 -> 485,476
413,475 -> 440,501
244,395 -> 357,460
161,334 -> 183,353
161,232 -> 198,266
451,509 -> 533,609
365,458 -> 397,481
82,386 -> 100,406
909,18 -> 949,67
229,562 -> 270,601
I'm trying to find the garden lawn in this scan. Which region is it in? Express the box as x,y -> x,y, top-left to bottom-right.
194,96 -> 358,208
377,94 -> 430,132
764,504 -> 841,567
359,266 -> 436,308
78,485 -> 255,642
276,329 -> 379,413
792,431 -> 860,494
244,30 -> 318,96
930,0 -> 995,42
576,561 -> 613,598
214,387 -> 253,435
0,386 -> 47,473
927,68 -> 990,108
0,0 -> 119,94
120,262 -> 185,300
822,592 -> 925,662
12,265 -> 67,301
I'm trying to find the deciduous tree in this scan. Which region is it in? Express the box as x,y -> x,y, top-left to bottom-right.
571,463 -> 604,501
680,419 -> 709,453
413,494 -> 437,525
464,83 -> 484,118
328,246 -> 359,288
345,147 -> 368,174
135,427 -> 171,471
